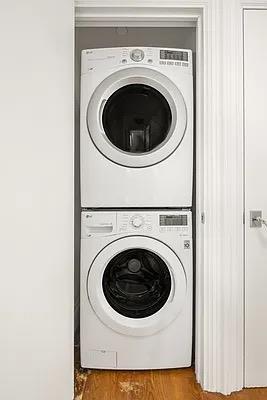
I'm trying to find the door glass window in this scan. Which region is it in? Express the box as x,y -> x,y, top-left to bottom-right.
102,84 -> 172,153
102,248 -> 171,318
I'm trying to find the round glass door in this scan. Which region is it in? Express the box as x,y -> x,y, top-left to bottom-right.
87,236 -> 187,336
87,67 -> 187,168
102,84 -> 172,153
102,248 -> 172,318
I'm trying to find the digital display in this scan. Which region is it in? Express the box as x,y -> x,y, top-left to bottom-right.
160,215 -> 188,226
160,50 -> 188,61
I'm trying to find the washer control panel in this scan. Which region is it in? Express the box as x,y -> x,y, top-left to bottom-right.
81,211 -> 192,237
117,211 -> 191,234
118,213 -> 152,233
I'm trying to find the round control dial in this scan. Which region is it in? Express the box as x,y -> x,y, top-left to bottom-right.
130,49 -> 144,62
131,215 -> 144,228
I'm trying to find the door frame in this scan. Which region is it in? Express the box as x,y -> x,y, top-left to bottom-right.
242,0 -> 267,389
75,0 -> 244,395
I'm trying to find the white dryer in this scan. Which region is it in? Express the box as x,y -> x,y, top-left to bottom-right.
80,210 -> 192,369
80,47 -> 193,208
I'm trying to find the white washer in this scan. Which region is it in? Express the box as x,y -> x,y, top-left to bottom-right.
80,47 -> 193,208
80,210 -> 192,369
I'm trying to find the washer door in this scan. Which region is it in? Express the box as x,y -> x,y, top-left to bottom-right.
87,236 -> 187,336
87,67 -> 187,168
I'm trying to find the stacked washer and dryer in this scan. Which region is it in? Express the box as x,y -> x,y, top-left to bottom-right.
80,47 -> 193,369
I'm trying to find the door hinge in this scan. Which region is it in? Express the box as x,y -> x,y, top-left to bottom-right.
201,212 -> 205,224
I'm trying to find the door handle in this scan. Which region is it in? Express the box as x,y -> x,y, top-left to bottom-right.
250,210 -> 267,228
255,217 -> 267,228
99,99 -> 106,132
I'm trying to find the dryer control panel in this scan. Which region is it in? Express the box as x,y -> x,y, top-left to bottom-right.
81,47 -> 192,75
81,210 -> 192,238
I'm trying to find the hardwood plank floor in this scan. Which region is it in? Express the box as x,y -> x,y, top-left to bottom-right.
74,367 -> 267,400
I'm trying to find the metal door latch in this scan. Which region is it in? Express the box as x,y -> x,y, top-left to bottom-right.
250,210 -> 267,228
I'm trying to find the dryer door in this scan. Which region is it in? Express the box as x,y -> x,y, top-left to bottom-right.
87,236 -> 187,336
87,67 -> 187,167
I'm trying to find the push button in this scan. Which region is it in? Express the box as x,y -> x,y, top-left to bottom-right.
184,240 -> 190,249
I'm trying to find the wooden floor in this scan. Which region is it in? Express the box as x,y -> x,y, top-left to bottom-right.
74,367 -> 267,400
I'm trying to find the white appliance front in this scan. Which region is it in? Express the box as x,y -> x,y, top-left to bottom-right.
80,210 -> 192,369
80,47 -> 193,208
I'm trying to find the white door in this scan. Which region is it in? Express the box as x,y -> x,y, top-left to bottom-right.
244,9 -> 267,387
0,1 -> 74,399
86,67 -> 187,167
88,236 -> 187,336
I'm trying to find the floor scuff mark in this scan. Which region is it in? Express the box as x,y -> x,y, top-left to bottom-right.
74,367 -> 88,400
119,381 -> 144,396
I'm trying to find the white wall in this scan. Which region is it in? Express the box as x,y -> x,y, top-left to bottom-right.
74,26 -> 196,335
0,1 -> 74,399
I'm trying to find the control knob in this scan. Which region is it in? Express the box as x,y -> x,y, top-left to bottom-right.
131,216 -> 143,228
130,49 -> 144,62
